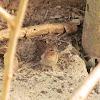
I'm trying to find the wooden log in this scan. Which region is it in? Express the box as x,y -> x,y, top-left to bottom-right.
0,23 -> 78,41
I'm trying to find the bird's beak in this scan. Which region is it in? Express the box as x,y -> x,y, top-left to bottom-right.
56,49 -> 60,52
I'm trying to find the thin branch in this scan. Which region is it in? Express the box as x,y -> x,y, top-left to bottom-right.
0,0 -> 29,100
0,7 -> 15,27
69,63 -> 100,100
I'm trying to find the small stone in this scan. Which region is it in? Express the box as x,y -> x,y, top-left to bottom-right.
68,88 -> 74,93
56,76 -> 64,80
70,19 -> 80,25
41,90 -> 47,94
56,89 -> 62,93
56,6 -> 61,9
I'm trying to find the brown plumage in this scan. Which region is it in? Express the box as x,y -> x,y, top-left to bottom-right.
40,45 -> 59,68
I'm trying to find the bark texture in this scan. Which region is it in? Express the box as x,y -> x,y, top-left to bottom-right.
82,0 -> 100,58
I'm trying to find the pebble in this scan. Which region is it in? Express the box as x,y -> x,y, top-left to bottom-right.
70,19 -> 80,25
68,88 -> 74,93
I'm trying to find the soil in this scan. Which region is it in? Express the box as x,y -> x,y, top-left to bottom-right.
0,0 -> 100,100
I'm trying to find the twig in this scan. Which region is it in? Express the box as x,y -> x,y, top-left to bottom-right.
0,7 -> 15,27
44,10 -> 49,19
67,6 -> 85,14
69,63 -> 100,100
0,0 -> 28,100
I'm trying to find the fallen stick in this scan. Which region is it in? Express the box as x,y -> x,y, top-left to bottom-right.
0,23 -> 78,41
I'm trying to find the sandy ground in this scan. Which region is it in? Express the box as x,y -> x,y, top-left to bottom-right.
0,0 -> 100,100
0,41 -> 89,100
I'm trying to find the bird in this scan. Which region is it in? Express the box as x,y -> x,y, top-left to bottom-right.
40,44 -> 59,70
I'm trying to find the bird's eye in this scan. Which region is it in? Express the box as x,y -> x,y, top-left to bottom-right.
50,50 -> 53,51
